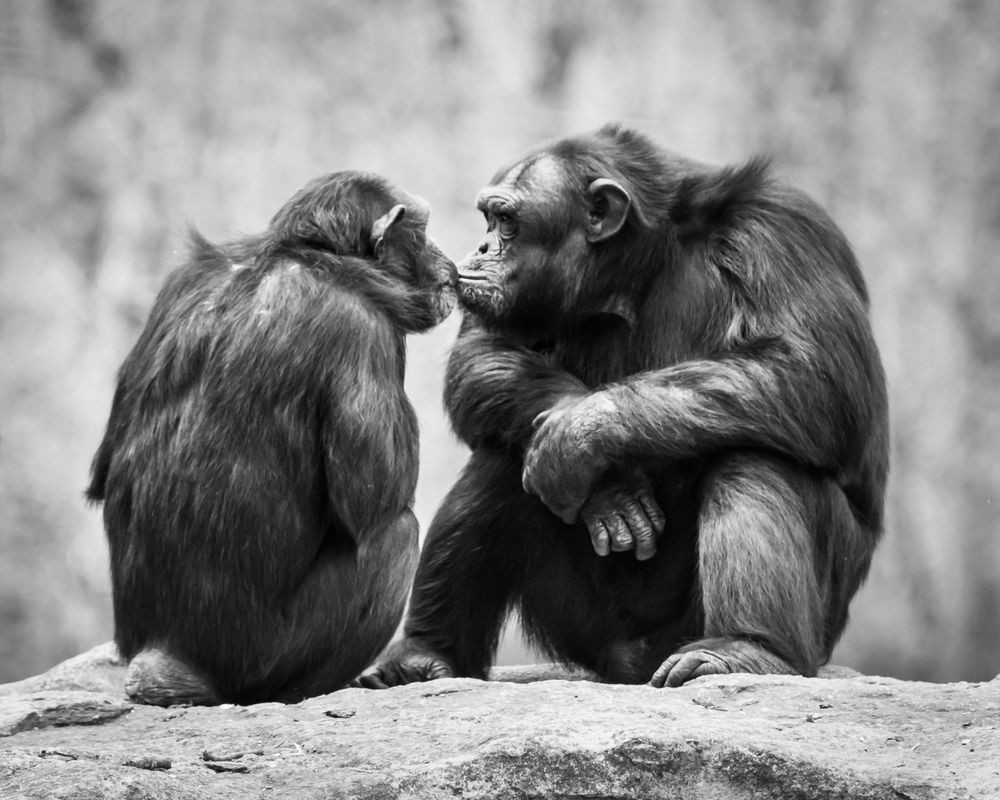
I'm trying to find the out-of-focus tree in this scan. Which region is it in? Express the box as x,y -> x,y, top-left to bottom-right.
1,0 -> 997,682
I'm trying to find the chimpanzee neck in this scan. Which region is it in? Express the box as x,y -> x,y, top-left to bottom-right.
522,315 -> 637,387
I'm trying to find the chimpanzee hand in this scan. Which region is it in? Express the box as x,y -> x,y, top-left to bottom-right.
581,470 -> 665,561
521,392 -> 617,523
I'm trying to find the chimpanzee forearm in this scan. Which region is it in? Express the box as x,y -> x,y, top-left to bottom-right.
602,341 -> 882,474
446,318 -> 588,452
607,355 -> 838,466
522,338 -> 885,523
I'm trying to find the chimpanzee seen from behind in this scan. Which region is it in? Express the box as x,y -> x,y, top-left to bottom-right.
88,171 -> 456,705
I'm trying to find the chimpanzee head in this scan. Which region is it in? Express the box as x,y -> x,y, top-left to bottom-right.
269,170 -> 457,331
457,125 -> 680,338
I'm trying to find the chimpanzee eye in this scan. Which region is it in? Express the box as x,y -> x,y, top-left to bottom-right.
496,212 -> 517,239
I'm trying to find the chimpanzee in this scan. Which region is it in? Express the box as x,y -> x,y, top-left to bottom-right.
360,125 -> 888,688
86,171 -> 456,705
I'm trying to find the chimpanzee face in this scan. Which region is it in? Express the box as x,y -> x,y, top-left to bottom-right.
370,189 -> 457,331
269,171 -> 456,333
457,156 -> 584,332
457,154 -> 632,338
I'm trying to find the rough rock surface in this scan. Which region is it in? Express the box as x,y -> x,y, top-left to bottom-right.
0,644 -> 997,799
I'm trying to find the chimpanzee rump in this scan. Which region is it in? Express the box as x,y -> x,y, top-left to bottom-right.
361,125 -> 888,688
87,171 -> 456,704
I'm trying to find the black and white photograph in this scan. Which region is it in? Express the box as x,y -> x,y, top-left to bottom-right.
0,1 -> 997,797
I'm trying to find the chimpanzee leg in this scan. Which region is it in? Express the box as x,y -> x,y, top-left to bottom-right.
651,451 -> 864,687
411,449 -> 535,678
361,448 -> 578,686
249,509 -> 420,703
519,486 -> 701,685
125,510 -> 418,705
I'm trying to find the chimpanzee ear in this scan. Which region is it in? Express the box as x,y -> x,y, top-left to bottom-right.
370,204 -> 407,256
586,179 -> 631,243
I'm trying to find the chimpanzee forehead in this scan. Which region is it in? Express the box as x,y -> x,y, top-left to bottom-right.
477,154 -> 567,210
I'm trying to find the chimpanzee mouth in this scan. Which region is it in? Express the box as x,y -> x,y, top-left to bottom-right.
457,272 -> 490,283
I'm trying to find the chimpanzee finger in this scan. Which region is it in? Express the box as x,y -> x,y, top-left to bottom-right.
353,670 -> 390,689
637,490 -> 666,537
399,657 -> 454,683
607,512 -> 633,552
584,516 -> 612,557
623,500 -> 657,561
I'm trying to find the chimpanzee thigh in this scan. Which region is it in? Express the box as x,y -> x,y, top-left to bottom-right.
519,459 -> 703,684
691,449 -> 870,675
408,448 -> 702,682
242,509 -> 420,703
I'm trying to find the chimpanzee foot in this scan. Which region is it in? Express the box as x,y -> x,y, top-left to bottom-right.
649,637 -> 798,688
124,647 -> 220,706
353,638 -> 456,689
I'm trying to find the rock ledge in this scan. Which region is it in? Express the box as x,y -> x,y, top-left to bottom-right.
0,644 -> 997,799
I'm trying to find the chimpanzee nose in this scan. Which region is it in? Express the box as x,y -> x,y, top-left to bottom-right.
477,238 -> 489,255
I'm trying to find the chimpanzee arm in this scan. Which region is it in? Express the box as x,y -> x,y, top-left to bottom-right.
86,382 -> 128,502
309,289 -> 421,545
450,314 -> 668,558
523,326 -> 886,524
446,315 -> 588,452
85,254 -> 224,504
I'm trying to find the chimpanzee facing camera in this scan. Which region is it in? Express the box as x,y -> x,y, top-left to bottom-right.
361,125 -> 888,689
87,171 -> 456,705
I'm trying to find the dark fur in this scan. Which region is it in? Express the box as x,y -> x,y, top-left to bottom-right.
87,171 -> 455,703
361,125 -> 888,687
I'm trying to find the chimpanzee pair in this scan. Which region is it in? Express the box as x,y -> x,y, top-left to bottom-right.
87,124 -> 887,705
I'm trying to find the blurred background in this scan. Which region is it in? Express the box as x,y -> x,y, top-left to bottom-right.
1,0 -> 999,685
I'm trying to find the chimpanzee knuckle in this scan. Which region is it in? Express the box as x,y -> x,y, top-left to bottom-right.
397,664 -> 423,684
619,494 -> 640,515
624,503 -> 649,533
636,490 -> 665,523
609,517 -> 633,550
